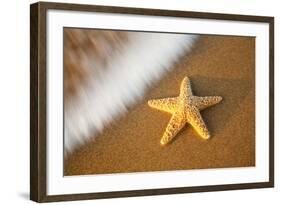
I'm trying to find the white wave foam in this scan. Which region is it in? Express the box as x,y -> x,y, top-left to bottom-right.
65,32 -> 198,153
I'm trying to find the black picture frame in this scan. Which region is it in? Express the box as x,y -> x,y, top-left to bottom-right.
30,1 -> 274,202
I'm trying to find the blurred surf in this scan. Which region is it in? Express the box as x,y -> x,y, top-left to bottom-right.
64,30 -> 198,153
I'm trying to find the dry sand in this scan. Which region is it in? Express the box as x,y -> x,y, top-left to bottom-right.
64,35 -> 255,175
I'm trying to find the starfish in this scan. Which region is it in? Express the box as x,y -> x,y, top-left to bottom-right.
148,76 -> 222,146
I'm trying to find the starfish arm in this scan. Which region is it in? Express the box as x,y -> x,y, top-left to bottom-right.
160,112 -> 185,145
180,76 -> 193,97
193,96 -> 222,111
187,107 -> 210,139
148,97 -> 178,114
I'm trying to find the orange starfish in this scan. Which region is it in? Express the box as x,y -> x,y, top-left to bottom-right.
148,76 -> 222,145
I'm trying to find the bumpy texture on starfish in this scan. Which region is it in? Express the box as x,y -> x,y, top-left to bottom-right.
148,76 -> 222,145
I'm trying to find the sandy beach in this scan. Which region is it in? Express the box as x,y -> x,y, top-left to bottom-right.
64,35 -> 255,176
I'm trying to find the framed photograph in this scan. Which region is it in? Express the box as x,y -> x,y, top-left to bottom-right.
30,1 -> 274,202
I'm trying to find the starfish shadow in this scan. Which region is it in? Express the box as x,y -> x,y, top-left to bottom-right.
189,75 -> 254,138
166,75 -> 254,144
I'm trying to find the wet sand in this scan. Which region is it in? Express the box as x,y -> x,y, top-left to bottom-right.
64,35 -> 255,175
